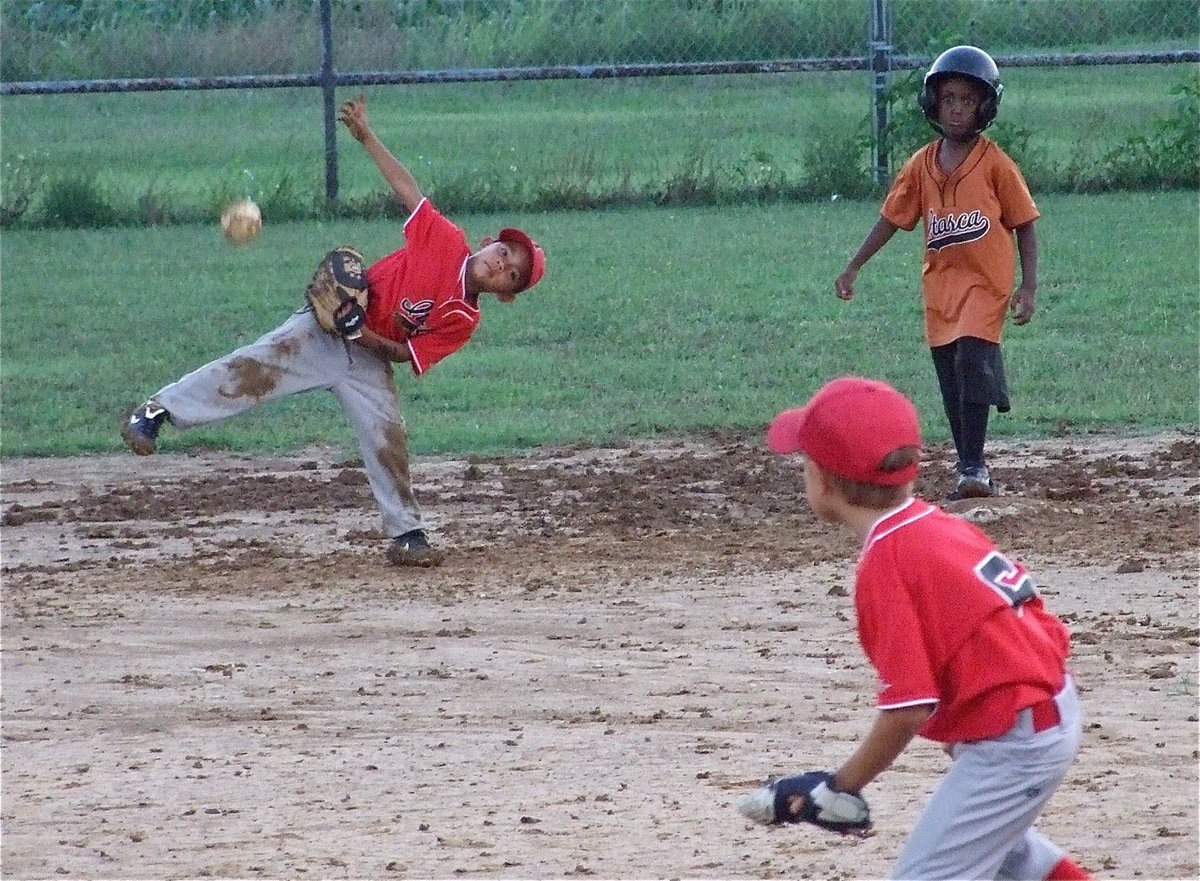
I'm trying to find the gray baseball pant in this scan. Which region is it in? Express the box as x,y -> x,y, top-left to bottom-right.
153,309 -> 422,538
892,677 -> 1082,880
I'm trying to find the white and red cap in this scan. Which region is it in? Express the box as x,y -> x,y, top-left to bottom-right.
498,227 -> 545,292
767,376 -> 921,486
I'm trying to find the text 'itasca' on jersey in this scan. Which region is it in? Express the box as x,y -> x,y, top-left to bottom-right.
926,208 -> 990,251
974,551 -> 1038,613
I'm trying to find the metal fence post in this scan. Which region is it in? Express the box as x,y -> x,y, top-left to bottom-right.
319,0 -> 338,203
870,0 -> 893,188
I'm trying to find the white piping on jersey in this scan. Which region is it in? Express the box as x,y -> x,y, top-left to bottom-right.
408,195 -> 469,303
861,497 -> 931,556
404,197 -> 426,226
878,696 -> 938,711
863,501 -> 945,716
860,500 -> 936,720
407,302 -> 478,377
399,196 -> 480,377
403,195 -> 472,303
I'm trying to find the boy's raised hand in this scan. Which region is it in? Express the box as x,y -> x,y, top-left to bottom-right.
336,91 -> 424,212
338,93 -> 371,142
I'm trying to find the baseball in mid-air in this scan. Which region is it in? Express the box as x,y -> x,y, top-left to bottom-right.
220,198 -> 262,244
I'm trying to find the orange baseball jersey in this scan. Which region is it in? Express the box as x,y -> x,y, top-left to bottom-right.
881,137 -> 1039,347
365,198 -> 481,376
855,498 -> 1070,743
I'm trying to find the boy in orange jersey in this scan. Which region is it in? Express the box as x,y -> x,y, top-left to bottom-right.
835,46 -> 1039,501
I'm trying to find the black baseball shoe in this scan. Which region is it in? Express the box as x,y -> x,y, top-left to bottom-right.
945,466 -> 994,501
387,529 -> 445,568
122,401 -> 169,456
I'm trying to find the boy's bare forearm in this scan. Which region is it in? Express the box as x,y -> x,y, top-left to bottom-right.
1015,222 -> 1038,290
338,94 -> 423,213
832,705 -> 932,793
848,217 -> 899,270
835,217 -> 899,299
357,132 -> 423,214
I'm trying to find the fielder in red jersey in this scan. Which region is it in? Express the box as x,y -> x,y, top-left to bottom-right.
121,93 -> 545,568
748,375 -> 1091,880
367,198 -> 496,375
342,93 -> 546,377
857,500 -> 1070,745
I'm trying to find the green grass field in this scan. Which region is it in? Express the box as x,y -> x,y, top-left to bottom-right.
2,64 -> 1196,223
1,190 -> 1195,459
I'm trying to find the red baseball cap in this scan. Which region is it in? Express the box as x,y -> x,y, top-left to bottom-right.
498,227 -> 545,293
767,376 -> 921,486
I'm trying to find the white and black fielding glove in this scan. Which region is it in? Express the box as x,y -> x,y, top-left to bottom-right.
737,771 -> 872,835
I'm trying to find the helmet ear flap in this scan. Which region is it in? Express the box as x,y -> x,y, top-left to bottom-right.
918,73 -> 944,133
976,82 -> 1003,130
918,79 -> 938,121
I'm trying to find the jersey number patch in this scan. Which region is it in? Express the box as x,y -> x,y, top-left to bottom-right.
974,551 -> 1037,611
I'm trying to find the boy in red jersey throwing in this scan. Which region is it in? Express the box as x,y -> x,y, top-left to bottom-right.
738,376 -> 1091,880
836,46 -> 1038,501
122,94 -> 545,567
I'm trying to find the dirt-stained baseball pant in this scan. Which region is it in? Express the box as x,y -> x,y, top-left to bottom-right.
152,309 -> 423,539
892,677 -> 1082,880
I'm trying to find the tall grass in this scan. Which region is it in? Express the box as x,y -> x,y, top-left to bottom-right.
3,0 -> 1195,80
2,65 -> 1196,230
1,191 -> 1195,458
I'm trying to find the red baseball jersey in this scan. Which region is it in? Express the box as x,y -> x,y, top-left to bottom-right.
881,136 -> 1040,347
364,198 -> 481,376
855,498 -> 1070,743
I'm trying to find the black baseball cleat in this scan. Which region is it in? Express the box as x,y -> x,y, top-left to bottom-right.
122,401 -> 169,456
387,529 -> 445,568
945,466 -> 994,501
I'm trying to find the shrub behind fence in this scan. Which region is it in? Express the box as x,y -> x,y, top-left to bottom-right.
1,0 -> 1196,222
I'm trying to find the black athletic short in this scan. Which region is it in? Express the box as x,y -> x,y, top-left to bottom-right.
930,336 -> 1011,413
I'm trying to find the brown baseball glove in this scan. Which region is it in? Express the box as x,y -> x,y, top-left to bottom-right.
305,245 -> 369,339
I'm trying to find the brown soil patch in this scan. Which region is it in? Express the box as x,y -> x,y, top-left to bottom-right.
2,430 -> 1197,879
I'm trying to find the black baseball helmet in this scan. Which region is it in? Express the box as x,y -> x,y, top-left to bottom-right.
918,45 -> 1003,135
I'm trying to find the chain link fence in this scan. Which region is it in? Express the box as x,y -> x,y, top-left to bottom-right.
1,0 -> 1196,210
2,0 -> 1197,78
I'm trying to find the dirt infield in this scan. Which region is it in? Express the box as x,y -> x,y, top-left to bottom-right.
2,430 -> 1197,880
